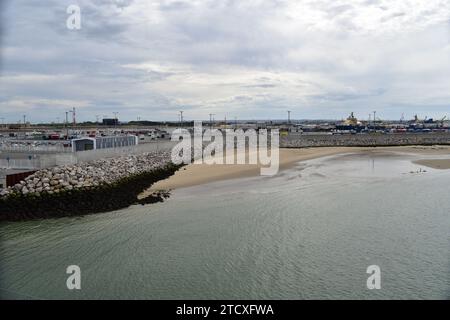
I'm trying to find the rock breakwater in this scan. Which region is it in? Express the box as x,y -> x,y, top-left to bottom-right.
281,132 -> 450,148
0,151 -> 181,221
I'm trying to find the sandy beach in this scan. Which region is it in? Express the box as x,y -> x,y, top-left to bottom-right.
413,159 -> 450,169
140,145 -> 450,195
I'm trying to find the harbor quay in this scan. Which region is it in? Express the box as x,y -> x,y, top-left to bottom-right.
281,132 -> 450,148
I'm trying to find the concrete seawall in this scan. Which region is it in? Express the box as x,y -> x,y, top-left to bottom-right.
281,132 -> 450,148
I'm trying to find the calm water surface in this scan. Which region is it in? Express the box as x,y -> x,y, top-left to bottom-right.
1,151 -> 449,299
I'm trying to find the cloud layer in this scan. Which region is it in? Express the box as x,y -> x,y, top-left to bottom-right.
1,0 -> 450,122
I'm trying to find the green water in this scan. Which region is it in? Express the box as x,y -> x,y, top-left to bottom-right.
1,152 -> 449,299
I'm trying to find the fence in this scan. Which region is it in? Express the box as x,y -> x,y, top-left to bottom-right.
27,141 -> 177,168
74,140 -> 176,163
0,158 -> 41,169
0,143 -> 71,153
0,140 -> 177,170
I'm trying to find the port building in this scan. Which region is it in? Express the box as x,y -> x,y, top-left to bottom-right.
72,135 -> 138,152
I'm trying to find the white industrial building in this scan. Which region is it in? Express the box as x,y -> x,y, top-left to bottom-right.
72,136 -> 138,152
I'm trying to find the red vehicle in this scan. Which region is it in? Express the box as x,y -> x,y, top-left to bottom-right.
49,134 -> 61,140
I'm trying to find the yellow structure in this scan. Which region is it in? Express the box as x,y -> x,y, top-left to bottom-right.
344,112 -> 359,126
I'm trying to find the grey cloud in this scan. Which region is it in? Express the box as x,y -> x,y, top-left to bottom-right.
1,0 -> 450,122
380,12 -> 406,23
243,84 -> 278,89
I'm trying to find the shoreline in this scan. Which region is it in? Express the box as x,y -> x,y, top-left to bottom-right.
2,145 -> 449,221
143,145 -> 450,194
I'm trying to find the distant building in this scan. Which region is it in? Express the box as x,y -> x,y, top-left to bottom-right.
102,118 -> 119,126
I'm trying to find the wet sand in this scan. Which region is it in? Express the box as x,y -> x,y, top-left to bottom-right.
141,145 -> 450,195
413,159 -> 450,169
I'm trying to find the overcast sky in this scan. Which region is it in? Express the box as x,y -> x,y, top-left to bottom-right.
1,0 -> 449,123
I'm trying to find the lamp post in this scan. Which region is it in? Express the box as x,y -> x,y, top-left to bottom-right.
373,111 -> 376,131
209,113 -> 215,129
65,111 -> 69,138
179,111 -> 183,127
113,112 -> 119,129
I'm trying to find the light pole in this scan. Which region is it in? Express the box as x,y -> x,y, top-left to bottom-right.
209,113 -> 215,129
179,111 -> 183,127
373,111 -> 376,131
113,112 -> 119,129
65,111 -> 69,138
69,107 -> 76,132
